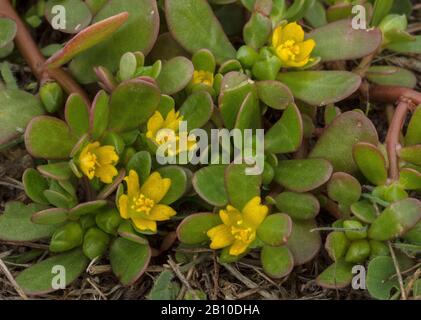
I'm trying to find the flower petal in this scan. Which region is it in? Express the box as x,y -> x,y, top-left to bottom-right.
207,224 -> 234,249
296,39 -> 316,61
118,194 -> 129,219
132,217 -> 157,233
124,170 -> 140,198
149,204 -> 176,221
95,164 -> 118,184
146,111 -> 164,139
242,197 -> 268,229
272,25 -> 283,48
219,205 -> 242,227
140,172 -> 171,203
229,240 -> 249,256
95,146 -> 119,165
164,109 -> 182,132
282,22 -> 304,43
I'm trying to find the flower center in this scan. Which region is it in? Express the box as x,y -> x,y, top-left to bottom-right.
277,40 -> 301,61
80,152 -> 98,178
130,194 -> 155,216
193,70 -> 214,86
230,219 -> 254,243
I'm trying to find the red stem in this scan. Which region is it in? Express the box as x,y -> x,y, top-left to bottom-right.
0,0 -> 88,101
385,98 -> 417,182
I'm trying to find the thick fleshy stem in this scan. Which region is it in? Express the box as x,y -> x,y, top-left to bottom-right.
0,0 -> 89,101
385,98 -> 417,182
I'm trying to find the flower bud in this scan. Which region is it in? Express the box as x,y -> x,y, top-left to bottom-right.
237,45 -> 259,68
379,14 -> 408,45
345,239 -> 370,264
83,227 -> 110,259
95,207 -> 122,235
40,81 -> 64,113
343,220 -> 367,240
49,222 -> 83,253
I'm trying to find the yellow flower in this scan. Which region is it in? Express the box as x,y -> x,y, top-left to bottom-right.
79,142 -> 119,184
118,170 -> 176,233
192,70 -> 214,87
272,22 -> 316,68
146,109 -> 196,156
207,197 -> 268,256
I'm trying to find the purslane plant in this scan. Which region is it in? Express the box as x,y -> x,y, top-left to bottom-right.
0,0 -> 420,300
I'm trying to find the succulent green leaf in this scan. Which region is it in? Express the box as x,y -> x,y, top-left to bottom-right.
49,222 -> 83,252
32,208 -> 69,225
165,0 -> 236,64
371,0 -> 394,26
304,0 -> 327,28
64,94 -> 90,137
156,56 -> 194,95
327,172 -> 361,209
110,237 -> 151,285
310,111 -> 379,174
177,213 -> 222,245
261,245 -> 294,279
405,106 -> 421,146
45,0 -> 92,34
83,227 -> 110,259
368,198 -> 421,241
274,159 -> 333,193
307,19 -> 382,62
277,71 -> 361,106
351,200 -> 377,224
243,13 -> 272,50
265,104 -> 303,154
15,249 -> 89,295
95,207 -> 122,235
399,168 -> 421,191
325,231 -> 349,262
257,213 -> 292,246
225,164 -> 262,210
235,92 -> 261,131
287,219 -> 321,266
398,145 -> 421,166
22,169 -> 49,204
0,89 -> 44,146
256,80 -> 294,110
117,221 -> 148,245
193,165 -> 229,207
192,49 -> 216,73
25,116 -> 78,159
316,260 -> 353,289
70,0 -> 160,84
68,200 -> 108,219
353,142 -> 388,186
387,36 -> 421,54
148,270 -> 180,300
127,151 -> 152,184
274,192 -> 320,220
345,239 -> 370,264
108,79 -> 160,132
46,12 -> 127,65
0,17 -> 17,48
37,162 -> 72,181
366,256 -> 402,300
90,90 -> 110,140
219,72 -> 255,129
179,91 -> 214,131
367,66 -> 416,89
0,202 -> 57,241
157,166 -> 188,205
403,221 -> 421,245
